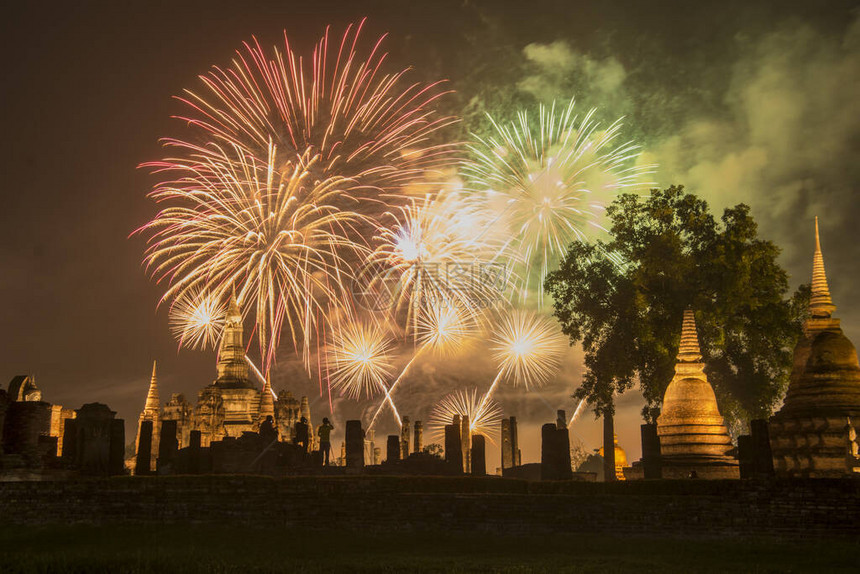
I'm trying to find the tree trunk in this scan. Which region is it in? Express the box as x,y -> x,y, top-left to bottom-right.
603,409 -> 615,482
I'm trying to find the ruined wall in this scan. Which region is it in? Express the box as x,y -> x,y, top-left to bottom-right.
0,476 -> 856,538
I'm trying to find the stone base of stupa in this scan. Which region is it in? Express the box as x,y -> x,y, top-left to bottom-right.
769,414 -> 860,478
660,459 -> 740,480
623,457 -> 739,480
623,463 -> 644,480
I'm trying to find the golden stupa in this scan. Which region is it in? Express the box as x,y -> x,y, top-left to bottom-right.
598,434 -> 628,480
769,218 -> 860,476
656,309 -> 739,479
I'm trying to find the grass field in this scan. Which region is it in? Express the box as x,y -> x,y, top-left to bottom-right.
0,525 -> 856,573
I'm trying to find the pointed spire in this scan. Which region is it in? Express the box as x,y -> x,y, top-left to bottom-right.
227,290 -> 242,323
677,309 -> 702,362
259,377 -> 275,419
810,216 -> 836,318
144,360 -> 160,413
216,292 -> 249,381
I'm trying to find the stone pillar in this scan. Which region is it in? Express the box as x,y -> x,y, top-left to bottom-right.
4,401 -> 52,466
75,403 -> 116,475
750,419 -> 775,476
471,434 -> 486,475
157,420 -> 179,475
640,423 -> 662,479
738,435 -> 754,479
135,420 -> 153,475
401,416 -> 411,458
39,435 -> 58,461
110,419 -> 125,475
300,396 -> 313,447
386,434 -> 400,462
61,418 -> 78,464
365,429 -> 377,465
189,430 -> 202,474
541,423 -> 556,479
51,407 -> 75,457
0,390 -> 9,456
501,418 -> 512,470
510,416 -> 520,466
560,425 -> 572,477
603,412 -> 616,482
413,421 -> 423,453
557,410 -> 567,429
444,423 -> 463,472
541,423 -> 573,480
460,415 -> 471,473
345,420 -> 364,471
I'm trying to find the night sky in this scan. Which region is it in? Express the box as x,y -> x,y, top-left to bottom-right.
2,0 -> 858,467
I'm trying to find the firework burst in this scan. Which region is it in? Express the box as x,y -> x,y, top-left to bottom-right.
429,388 -> 502,443
172,19 -> 455,207
138,21 -> 455,374
490,310 -> 567,390
463,99 -> 651,304
168,289 -> 226,350
327,321 -> 396,400
141,143 -> 363,369
415,302 -> 478,357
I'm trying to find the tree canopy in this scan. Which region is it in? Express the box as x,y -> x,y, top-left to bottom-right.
544,186 -> 808,431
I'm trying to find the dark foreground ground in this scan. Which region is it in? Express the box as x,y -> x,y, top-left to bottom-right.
1,476 -> 858,572
0,524 -> 857,573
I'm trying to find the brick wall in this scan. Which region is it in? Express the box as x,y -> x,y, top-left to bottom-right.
0,476 -> 856,538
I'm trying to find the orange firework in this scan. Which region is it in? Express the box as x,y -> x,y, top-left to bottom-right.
138,21 -> 456,374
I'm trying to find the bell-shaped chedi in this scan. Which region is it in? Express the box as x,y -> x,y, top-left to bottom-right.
656,309 -> 739,479
598,433 -> 628,481
769,218 -> 860,477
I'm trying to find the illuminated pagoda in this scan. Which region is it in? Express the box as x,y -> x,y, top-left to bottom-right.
598,433 -> 628,481
768,218 -> 860,477
133,361 -> 160,468
194,294 -> 261,442
133,295 -> 314,464
656,309 -> 740,479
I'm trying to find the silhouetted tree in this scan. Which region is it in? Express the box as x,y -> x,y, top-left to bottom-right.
545,186 -> 808,448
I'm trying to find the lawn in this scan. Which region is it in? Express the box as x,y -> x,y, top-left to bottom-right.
0,525 -> 856,573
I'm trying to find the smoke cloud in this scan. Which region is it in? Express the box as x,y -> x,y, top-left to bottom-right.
511,15 -> 860,337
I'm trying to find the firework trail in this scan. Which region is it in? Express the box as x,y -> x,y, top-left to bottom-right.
462,99 -> 652,305
367,347 -> 423,430
429,388 -> 502,444
568,398 -> 587,426
138,20 -> 456,378
246,354 -> 277,399
366,298 -> 483,429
